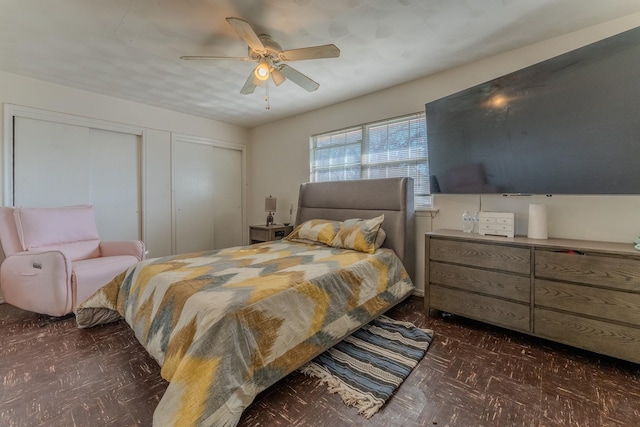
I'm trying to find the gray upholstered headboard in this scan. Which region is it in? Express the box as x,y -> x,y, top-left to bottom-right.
295,177 -> 415,280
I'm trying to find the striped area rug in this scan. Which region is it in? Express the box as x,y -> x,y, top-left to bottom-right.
299,315 -> 434,418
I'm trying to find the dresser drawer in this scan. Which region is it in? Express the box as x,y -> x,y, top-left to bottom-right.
535,279 -> 640,325
430,262 -> 530,303
534,308 -> 640,364
535,250 -> 640,292
429,238 -> 530,275
430,285 -> 530,332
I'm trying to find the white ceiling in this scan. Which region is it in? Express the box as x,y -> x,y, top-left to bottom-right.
1,0 -> 639,128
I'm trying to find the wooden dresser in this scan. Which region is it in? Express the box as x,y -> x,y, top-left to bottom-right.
425,229 -> 640,363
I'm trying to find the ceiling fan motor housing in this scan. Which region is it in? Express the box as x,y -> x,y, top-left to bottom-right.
248,34 -> 283,63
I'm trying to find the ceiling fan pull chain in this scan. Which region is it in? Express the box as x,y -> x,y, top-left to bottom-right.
265,80 -> 271,110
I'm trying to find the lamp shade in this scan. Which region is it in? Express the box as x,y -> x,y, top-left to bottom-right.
254,61 -> 270,81
265,196 -> 277,212
271,67 -> 286,86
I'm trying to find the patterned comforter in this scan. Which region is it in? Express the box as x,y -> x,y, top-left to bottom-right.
76,240 -> 414,427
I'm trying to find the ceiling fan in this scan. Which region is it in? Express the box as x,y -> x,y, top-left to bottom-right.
180,17 -> 340,95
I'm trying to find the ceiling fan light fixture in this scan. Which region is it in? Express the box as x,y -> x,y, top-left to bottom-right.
254,61 -> 270,81
271,67 -> 286,86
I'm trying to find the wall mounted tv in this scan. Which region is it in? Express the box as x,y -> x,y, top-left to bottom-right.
426,26 -> 640,195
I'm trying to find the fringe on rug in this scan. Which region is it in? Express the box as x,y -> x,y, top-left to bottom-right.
299,363 -> 384,418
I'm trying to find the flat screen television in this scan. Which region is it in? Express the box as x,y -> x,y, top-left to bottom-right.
426,26 -> 640,195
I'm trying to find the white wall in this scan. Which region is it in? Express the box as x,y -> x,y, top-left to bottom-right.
248,13 -> 640,294
0,71 -> 249,303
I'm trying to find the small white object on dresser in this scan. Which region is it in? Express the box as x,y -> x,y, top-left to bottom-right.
479,211 -> 515,238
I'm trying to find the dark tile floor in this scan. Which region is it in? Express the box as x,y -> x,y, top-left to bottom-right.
1,296 -> 639,427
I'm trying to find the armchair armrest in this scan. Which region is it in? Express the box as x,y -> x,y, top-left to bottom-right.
0,250 -> 73,316
99,240 -> 146,261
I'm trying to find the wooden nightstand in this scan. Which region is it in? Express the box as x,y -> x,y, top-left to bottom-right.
249,224 -> 294,244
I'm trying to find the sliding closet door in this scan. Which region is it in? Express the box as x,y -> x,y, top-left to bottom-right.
211,146 -> 243,249
12,116 -> 142,241
88,128 -> 141,241
173,140 -> 216,254
13,117 -> 91,206
173,137 -> 244,253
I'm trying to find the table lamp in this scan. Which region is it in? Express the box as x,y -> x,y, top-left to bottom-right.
265,195 -> 276,226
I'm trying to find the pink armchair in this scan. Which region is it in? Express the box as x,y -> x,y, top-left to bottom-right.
0,205 -> 145,316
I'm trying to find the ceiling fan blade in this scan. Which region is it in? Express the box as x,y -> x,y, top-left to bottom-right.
278,64 -> 319,92
180,55 -> 253,61
240,68 -> 264,95
226,17 -> 265,53
279,44 -> 340,61
271,67 -> 286,86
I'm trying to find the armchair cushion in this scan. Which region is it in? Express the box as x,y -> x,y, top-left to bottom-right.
14,205 -> 100,261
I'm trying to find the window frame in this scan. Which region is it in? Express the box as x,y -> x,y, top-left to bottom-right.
309,112 -> 431,207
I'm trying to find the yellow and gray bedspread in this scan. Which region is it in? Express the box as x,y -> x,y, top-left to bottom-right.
76,240 -> 414,427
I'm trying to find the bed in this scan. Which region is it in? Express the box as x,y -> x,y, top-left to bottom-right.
76,177 -> 415,427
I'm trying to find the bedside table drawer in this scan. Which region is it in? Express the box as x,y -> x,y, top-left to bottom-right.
250,228 -> 270,242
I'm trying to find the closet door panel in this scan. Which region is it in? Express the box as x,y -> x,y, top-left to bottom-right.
89,128 -> 141,240
174,141 -> 216,254
13,117 -> 91,206
211,146 -> 243,249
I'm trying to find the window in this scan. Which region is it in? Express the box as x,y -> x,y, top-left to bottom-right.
310,112 -> 430,207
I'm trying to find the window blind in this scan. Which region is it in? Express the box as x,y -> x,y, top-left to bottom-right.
310,112 -> 431,207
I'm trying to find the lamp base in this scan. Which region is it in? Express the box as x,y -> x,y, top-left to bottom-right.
266,212 -> 274,226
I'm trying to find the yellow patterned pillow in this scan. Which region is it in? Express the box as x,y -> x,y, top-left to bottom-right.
285,219 -> 341,245
331,214 -> 384,254
374,227 -> 387,249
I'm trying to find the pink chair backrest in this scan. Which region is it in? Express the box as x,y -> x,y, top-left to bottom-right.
0,205 -> 101,261
0,207 -> 22,257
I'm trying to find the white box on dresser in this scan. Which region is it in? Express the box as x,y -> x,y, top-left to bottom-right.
479,211 -> 514,238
